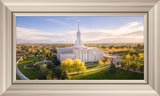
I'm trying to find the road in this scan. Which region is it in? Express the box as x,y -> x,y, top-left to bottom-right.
16,59 -> 29,80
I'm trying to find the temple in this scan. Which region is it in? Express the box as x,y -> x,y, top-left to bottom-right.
57,23 -> 104,63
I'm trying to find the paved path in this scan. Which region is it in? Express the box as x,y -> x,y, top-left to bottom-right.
33,61 -> 52,66
86,64 -> 99,67
69,65 -> 110,75
16,59 -> 29,80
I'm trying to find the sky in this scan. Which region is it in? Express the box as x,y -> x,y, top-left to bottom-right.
16,16 -> 144,43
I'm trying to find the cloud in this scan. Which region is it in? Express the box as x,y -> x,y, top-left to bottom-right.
16,21 -> 144,43
45,18 -> 74,28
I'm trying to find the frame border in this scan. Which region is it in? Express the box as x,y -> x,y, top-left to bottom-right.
0,0 -> 160,96
13,12 -> 147,84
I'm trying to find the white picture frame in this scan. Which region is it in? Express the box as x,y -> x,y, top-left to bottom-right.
0,0 -> 160,96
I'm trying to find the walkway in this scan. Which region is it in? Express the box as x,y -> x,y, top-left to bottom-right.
16,59 -> 29,80
33,58 -> 52,66
85,64 -> 99,67
69,65 -> 110,75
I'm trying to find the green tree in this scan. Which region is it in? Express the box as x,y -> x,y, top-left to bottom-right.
110,61 -> 116,73
38,72 -> 46,80
61,70 -> 70,80
117,62 -> 120,67
40,64 -> 48,73
47,63 -> 55,70
47,70 -> 54,80
54,68 -> 62,79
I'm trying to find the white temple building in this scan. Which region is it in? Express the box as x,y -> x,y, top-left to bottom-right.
57,24 -> 104,63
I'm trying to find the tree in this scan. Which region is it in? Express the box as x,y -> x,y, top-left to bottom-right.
110,61 -> 116,73
38,72 -> 46,80
42,53 -> 46,58
23,55 -> 27,59
98,59 -> 104,66
131,54 -> 137,61
125,54 -> 131,70
47,63 -> 55,70
73,59 -> 86,74
117,62 -> 120,67
47,70 -> 54,80
25,52 -> 29,57
61,58 -> 73,72
20,57 -> 23,62
125,60 -> 131,70
34,53 -> 37,57
125,54 -> 131,60
40,64 -> 48,73
55,47 -> 58,53
130,61 -> 137,72
121,59 -> 126,68
54,68 -> 62,79
139,56 -> 144,64
103,57 -> 110,64
61,70 -> 70,80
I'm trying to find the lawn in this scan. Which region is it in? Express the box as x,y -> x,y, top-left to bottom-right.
17,56 -> 41,80
85,62 -> 98,66
16,74 -> 21,80
71,67 -> 144,80
86,64 -> 109,70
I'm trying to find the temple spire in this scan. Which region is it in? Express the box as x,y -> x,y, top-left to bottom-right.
74,23 -> 83,48
78,22 -> 80,31
77,22 -> 81,44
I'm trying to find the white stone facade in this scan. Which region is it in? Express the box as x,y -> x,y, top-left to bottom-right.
57,24 -> 104,63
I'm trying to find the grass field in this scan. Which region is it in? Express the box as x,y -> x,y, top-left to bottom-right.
71,67 -> 144,80
16,74 -> 21,80
17,56 -> 41,80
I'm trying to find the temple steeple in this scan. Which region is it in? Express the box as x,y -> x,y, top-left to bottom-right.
74,23 -> 83,48
77,23 -> 81,44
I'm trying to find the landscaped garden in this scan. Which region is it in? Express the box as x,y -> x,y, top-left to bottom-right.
17,56 -> 41,79
17,55 -> 144,80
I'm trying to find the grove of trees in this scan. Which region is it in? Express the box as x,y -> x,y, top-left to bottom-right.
120,53 -> 144,72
